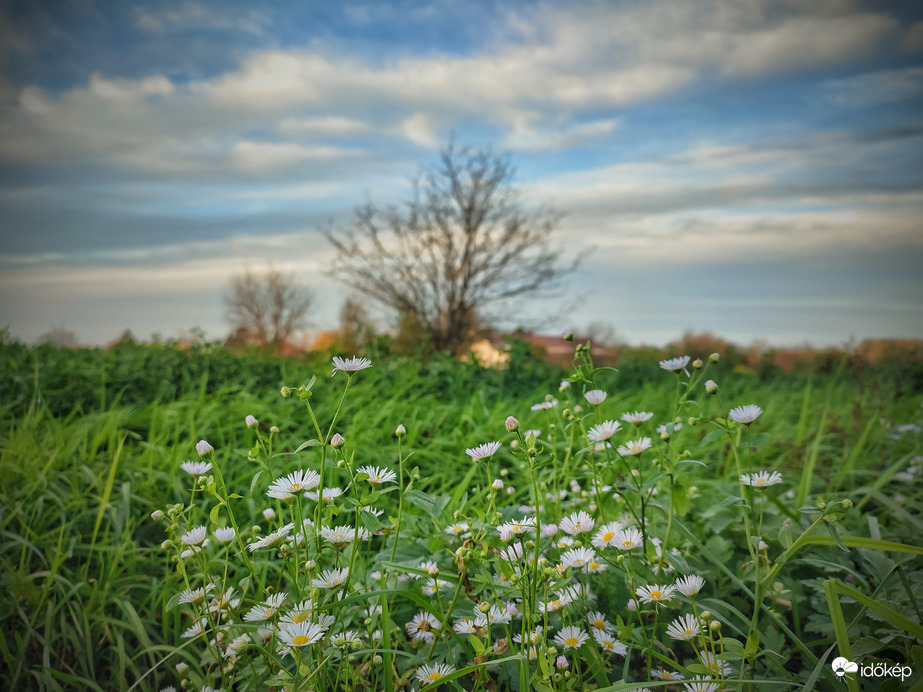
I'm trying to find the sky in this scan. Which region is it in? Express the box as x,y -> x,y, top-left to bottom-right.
1,0 -> 922,348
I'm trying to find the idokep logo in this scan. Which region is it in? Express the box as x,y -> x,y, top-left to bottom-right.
832,657 -> 858,680
832,656 -> 913,683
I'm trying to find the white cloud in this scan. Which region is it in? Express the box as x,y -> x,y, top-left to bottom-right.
134,2 -> 269,36
0,0 -> 903,177
821,67 -> 923,108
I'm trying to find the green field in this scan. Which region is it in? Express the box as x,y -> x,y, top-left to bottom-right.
1,337 -> 921,691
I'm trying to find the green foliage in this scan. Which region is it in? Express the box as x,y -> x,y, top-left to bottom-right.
0,338 -> 920,690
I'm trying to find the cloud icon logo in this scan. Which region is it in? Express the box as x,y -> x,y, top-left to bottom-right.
832,657 -> 859,677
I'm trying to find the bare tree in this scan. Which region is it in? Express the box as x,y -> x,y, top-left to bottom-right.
225,267 -> 314,347
325,142 -> 580,353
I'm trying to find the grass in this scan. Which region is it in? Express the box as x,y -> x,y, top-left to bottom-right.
0,338 -> 920,691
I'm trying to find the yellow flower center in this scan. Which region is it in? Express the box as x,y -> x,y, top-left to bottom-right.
622,540 -> 634,548
603,532 -> 614,542
427,672 -> 443,682
589,561 -> 600,570
293,612 -> 309,623
593,619 -> 605,629
292,635 -> 309,646
650,590 -> 663,599
291,483 -> 301,491
565,637 -> 579,647
684,629 -> 693,636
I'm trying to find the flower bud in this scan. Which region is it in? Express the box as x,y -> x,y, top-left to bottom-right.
262,508 -> 275,521
270,425 -> 280,433
395,424 -> 406,437
709,352 -> 720,362
505,416 -> 519,432
160,539 -> 173,550
305,559 -> 317,570
176,662 -> 188,675
556,655 -> 569,669
692,358 -> 703,369
245,414 -> 258,428
281,386 -> 292,398
150,510 -> 164,521
705,379 -> 718,394
330,433 -> 345,448
195,440 -> 214,457
492,479 -> 504,491
710,620 -> 721,631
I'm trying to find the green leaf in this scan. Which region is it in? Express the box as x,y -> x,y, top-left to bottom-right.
209,504 -> 221,524
294,439 -> 321,452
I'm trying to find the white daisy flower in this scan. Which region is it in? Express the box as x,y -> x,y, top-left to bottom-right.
587,420 -> 622,442
278,621 -> 327,649
331,356 -> 372,375
356,465 -> 397,485
177,584 -> 213,605
445,522 -> 470,537
453,617 -> 478,634
592,629 -> 627,655
181,618 -> 206,638
728,404 -> 763,424
304,487 -> 343,501
560,510 -> 595,535
636,583 -> 676,606
266,469 -> 321,500
180,461 -> 212,476
613,527 -> 643,550
466,441 -> 502,460
592,521 -> 624,549
475,605 -> 511,627
699,651 -> 733,676
406,611 -> 441,642
415,662 -> 455,686
553,625 -> 589,649
243,593 -> 286,622
741,470 -> 783,488
312,568 -> 349,589
674,574 -> 705,597
212,527 -> 236,544
247,522 -> 295,552
321,525 -> 368,547
584,389 -> 608,405
651,668 -> 685,681
180,526 -> 208,546
621,411 -> 654,425
587,611 -> 613,633
659,355 -> 690,372
666,613 -> 702,641
617,437 -> 653,456
683,677 -> 723,692
560,546 -> 596,569
497,516 -> 536,540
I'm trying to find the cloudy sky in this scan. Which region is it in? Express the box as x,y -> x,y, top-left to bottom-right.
1,0 -> 922,347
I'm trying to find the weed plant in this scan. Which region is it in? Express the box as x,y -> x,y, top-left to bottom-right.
133,341 -> 923,691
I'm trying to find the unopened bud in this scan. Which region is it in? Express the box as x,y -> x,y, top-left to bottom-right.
262,508 -> 276,520
281,386 -> 292,398
245,414 -> 258,428
709,352 -> 720,363
692,358 -> 703,369
330,433 -> 345,448
709,620 -> 721,631
505,416 -> 519,432
195,440 -> 214,457
492,479 -> 504,491
150,510 -> 164,521
395,424 -> 406,437
705,379 -> 718,394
